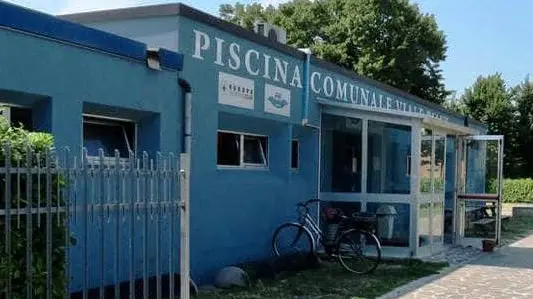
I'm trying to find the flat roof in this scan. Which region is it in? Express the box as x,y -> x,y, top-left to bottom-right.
0,1 -> 183,71
60,2 -> 484,127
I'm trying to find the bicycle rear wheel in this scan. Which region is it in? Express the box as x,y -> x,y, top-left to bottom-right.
336,229 -> 381,274
272,223 -> 314,257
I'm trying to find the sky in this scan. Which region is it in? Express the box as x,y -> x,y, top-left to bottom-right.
5,0 -> 532,94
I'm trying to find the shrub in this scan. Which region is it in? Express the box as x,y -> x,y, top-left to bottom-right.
419,178 -> 444,193
0,119 -> 67,298
501,179 -> 533,203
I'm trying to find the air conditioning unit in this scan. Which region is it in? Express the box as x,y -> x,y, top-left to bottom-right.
253,21 -> 287,44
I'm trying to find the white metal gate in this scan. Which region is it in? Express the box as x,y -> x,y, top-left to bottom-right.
455,135 -> 504,248
0,145 -> 191,299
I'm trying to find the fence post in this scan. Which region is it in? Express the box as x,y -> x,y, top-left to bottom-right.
179,153 -> 190,299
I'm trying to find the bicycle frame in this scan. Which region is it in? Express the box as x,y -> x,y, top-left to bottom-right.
296,203 -> 330,253
275,200 -> 382,274
302,213 -> 322,242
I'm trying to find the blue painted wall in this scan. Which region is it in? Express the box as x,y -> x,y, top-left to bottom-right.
175,16 -> 319,282
0,21 -> 182,291
87,16 -> 180,51
0,29 -> 181,153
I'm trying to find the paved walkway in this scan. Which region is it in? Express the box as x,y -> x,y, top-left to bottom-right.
381,234 -> 533,299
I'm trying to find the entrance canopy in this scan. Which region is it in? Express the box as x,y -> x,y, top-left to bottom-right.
318,97 -> 498,257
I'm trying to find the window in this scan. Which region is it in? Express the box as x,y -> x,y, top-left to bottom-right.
10,107 -> 33,130
83,116 -> 135,159
320,114 -> 362,193
291,140 -> 299,169
0,106 -> 33,130
420,128 -> 432,193
243,135 -> 267,165
217,132 -> 240,166
217,131 -> 268,167
434,135 -> 446,193
367,121 -> 411,194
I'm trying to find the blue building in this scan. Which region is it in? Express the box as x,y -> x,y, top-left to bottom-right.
0,1 -> 503,292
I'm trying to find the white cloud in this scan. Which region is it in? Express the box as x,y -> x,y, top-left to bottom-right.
58,0 -> 143,14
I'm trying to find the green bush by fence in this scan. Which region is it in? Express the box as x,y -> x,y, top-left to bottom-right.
488,179 -> 533,203
502,179 -> 533,203
0,119 -> 68,298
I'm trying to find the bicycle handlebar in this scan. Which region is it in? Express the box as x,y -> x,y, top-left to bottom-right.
297,198 -> 320,207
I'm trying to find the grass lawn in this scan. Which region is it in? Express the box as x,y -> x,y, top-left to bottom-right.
501,216 -> 533,246
196,259 -> 447,299
196,217 -> 533,299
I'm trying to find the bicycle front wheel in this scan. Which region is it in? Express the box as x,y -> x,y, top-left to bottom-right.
336,229 -> 381,274
272,223 -> 314,257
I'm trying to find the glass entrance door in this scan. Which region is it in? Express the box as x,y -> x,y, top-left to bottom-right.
456,135 -> 504,248
417,129 -> 446,256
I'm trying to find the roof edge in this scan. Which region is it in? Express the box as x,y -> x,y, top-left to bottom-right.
59,3 -> 306,60
59,3 -> 181,23
0,1 -> 183,71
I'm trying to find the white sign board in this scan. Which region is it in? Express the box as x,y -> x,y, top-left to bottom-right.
264,84 -> 291,117
218,72 -> 254,109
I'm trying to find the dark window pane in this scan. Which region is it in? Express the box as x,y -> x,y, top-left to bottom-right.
320,115 -> 362,193
291,140 -> 299,169
367,121 -> 411,194
83,118 -> 134,158
332,130 -> 362,192
217,132 -> 240,166
243,135 -> 267,165
10,107 -> 33,130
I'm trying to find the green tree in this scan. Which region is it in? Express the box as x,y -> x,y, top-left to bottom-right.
442,91 -> 466,114
219,0 -> 449,104
461,74 -> 519,177
512,77 -> 533,177
220,2 -> 277,29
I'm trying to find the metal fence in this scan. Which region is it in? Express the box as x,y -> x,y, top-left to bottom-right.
0,146 -> 189,299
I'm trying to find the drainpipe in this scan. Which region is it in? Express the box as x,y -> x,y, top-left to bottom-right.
299,48 -> 314,128
178,78 -> 192,299
179,79 -> 192,154
298,48 -> 322,220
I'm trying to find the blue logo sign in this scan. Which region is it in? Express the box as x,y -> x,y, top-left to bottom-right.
267,92 -> 288,109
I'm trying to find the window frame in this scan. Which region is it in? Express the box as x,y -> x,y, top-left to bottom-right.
291,139 -> 300,170
82,114 -> 138,165
217,129 -> 269,169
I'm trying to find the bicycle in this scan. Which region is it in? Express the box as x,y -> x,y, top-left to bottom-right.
272,199 -> 382,274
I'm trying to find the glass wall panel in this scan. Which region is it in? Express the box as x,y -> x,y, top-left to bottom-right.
444,136 -> 457,209
367,121 -> 411,194
463,200 -> 496,239
444,136 -> 456,243
432,201 -> 444,245
367,203 -> 410,247
434,135 -> 446,193
418,203 -> 431,247
321,115 -> 362,193
465,139 -> 500,194
420,128 -> 432,193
